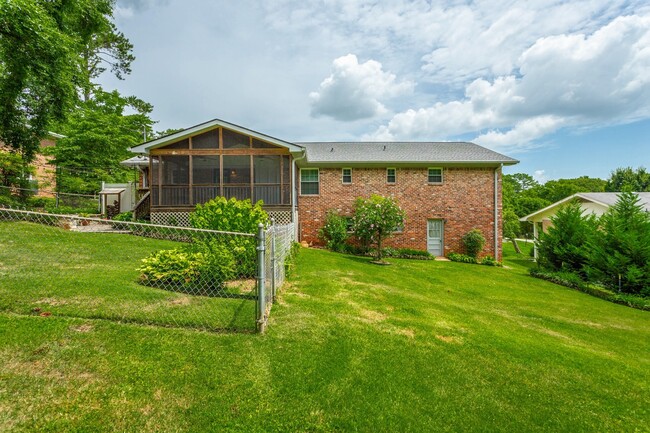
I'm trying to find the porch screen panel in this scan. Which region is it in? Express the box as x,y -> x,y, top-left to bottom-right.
192,130 -> 219,149
252,138 -> 276,149
282,155 -> 290,205
223,155 -> 251,200
160,155 -> 189,205
254,155 -> 281,205
151,156 -> 160,206
164,138 -> 189,150
192,155 -> 219,204
222,128 -> 249,149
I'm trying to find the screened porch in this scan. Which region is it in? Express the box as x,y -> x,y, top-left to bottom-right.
148,127 -> 293,209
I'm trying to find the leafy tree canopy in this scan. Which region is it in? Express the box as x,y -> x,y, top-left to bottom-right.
0,0 -> 134,161
352,194 -> 405,262
49,88 -> 154,194
605,167 -> 650,192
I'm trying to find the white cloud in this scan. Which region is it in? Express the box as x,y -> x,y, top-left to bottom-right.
309,54 -> 413,121
367,14 -> 650,149
533,170 -> 548,184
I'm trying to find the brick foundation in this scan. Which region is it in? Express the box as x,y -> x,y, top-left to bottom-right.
297,166 -> 502,258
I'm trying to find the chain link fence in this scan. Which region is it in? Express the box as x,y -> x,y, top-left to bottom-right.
0,208 -> 295,332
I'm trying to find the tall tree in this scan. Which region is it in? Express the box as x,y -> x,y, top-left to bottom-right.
0,0 -> 135,161
605,167 -> 650,192
50,88 -> 154,194
0,0 -> 77,161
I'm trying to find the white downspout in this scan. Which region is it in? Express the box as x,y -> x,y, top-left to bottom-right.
494,164 -> 501,261
291,149 -> 307,240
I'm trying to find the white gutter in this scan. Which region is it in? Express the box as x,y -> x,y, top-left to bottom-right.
291,149 -> 307,240
494,164 -> 501,261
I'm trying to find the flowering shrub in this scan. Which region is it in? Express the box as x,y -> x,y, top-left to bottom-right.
352,195 -> 405,262
318,210 -> 349,252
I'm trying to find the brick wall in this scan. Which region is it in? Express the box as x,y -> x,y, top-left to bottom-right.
297,166 -> 503,258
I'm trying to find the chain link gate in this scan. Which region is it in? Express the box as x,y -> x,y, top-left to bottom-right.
0,208 -> 295,333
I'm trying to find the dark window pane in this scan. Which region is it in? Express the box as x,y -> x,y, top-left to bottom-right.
342,168 -> 352,184
223,155 -> 251,184
300,169 -> 319,195
387,168 -> 396,183
192,130 -> 219,149
222,128 -> 250,149
428,168 -> 443,183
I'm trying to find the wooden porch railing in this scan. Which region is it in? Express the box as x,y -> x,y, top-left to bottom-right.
133,191 -> 151,220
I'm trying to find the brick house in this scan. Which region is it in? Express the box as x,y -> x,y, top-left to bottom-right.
128,118 -> 518,258
0,132 -> 64,197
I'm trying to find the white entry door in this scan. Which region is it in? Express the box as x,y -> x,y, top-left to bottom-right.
427,219 -> 444,256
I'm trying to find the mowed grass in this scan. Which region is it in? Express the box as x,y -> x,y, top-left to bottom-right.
1,234 -> 648,432
0,222 -> 257,331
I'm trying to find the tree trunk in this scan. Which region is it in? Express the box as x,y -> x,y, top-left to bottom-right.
377,235 -> 382,261
511,238 -> 522,254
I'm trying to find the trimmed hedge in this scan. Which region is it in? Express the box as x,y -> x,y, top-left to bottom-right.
530,269 -> 650,311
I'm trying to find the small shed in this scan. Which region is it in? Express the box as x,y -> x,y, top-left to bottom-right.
99,182 -> 135,218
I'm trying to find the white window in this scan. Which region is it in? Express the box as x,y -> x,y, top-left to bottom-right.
387,168 -> 396,184
428,167 -> 443,184
300,168 -> 319,195
342,168 -> 352,184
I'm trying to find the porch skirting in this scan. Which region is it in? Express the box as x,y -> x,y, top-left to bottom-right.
150,209 -> 293,227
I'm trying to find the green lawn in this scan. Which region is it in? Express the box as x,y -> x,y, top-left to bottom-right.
1,235 -> 648,432
0,222 -> 257,331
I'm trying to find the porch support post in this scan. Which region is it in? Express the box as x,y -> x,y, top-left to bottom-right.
533,221 -> 539,260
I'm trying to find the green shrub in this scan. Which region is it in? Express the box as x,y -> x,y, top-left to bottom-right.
462,229 -> 486,258
383,247 -> 434,260
189,197 -> 268,277
139,243 -> 236,292
352,195 -> 405,261
481,255 -> 502,267
318,211 -> 349,252
537,200 -> 596,277
112,211 -> 133,221
586,192 -> 650,296
448,253 -> 478,264
189,240 -> 237,286
529,268 -> 650,311
139,249 -> 206,287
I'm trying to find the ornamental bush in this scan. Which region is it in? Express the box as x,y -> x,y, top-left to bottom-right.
461,229 -> 486,258
318,210 -> 349,252
536,200 -> 596,277
585,192 -> 650,295
138,243 -> 236,293
352,195 -> 405,262
189,197 -> 268,277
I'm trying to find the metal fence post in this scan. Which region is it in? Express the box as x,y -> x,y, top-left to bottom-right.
256,222 -> 266,333
270,218 -> 277,303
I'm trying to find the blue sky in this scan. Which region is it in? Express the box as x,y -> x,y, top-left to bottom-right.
103,0 -> 650,182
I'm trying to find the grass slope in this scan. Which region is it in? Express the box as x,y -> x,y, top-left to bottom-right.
0,222 -> 257,331
1,240 -> 648,432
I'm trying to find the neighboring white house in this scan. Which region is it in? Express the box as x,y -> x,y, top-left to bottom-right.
520,192 -> 650,259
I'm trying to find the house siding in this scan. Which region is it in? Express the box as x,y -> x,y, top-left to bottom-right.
297,166 -> 502,258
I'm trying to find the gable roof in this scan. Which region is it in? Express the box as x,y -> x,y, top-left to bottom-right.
129,118 -> 304,154
297,141 -> 518,166
520,192 -> 650,222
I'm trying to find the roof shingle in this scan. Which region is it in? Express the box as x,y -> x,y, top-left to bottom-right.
297,141 -> 518,165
